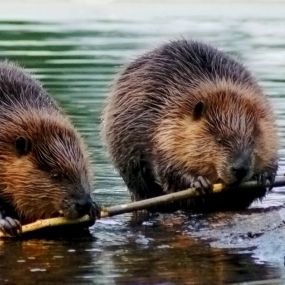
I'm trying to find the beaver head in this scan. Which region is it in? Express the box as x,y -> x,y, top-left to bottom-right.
154,80 -> 278,186
0,108 -> 98,223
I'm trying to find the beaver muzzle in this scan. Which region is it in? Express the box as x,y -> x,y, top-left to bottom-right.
60,194 -> 100,220
230,151 -> 253,184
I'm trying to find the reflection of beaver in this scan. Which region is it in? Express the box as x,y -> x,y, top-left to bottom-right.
0,62 -> 99,236
102,40 -> 278,211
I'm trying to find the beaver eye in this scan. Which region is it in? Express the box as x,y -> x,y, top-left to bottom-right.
50,172 -> 68,181
216,137 -> 228,146
15,137 -> 32,156
51,172 -> 62,180
193,101 -> 205,120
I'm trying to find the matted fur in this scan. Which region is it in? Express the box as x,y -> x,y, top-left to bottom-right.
102,40 -> 278,211
0,62 -> 93,223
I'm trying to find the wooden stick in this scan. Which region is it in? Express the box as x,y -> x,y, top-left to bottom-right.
0,215 -> 93,238
100,176 -> 285,218
1,176 -> 285,237
22,215 -> 92,232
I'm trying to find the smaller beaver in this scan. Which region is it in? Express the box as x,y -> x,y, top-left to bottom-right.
102,40 -> 279,212
0,62 -> 99,236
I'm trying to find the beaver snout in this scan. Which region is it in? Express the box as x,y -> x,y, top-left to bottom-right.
74,194 -> 94,217
230,153 -> 252,183
62,194 -> 99,220
231,164 -> 249,182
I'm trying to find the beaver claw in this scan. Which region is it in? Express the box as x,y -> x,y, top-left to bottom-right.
256,171 -> 276,191
190,176 -> 212,195
0,217 -> 21,237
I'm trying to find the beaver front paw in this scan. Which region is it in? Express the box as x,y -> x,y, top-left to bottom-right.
0,217 -> 21,236
190,176 -> 212,195
255,171 -> 276,191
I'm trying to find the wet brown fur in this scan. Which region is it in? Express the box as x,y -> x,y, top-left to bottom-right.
102,40 -> 278,212
0,62 -> 94,223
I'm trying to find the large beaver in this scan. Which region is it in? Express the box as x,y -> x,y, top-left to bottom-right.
102,40 -> 278,212
0,62 -> 99,236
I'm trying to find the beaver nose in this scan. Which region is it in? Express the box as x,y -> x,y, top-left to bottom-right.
75,194 -> 94,217
231,152 -> 251,182
231,165 -> 249,182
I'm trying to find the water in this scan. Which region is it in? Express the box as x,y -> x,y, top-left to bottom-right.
0,1 -> 285,284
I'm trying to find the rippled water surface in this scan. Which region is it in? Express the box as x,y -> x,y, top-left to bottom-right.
1,1 -> 285,284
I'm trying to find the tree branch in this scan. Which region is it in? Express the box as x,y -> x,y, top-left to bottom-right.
1,177 -> 285,237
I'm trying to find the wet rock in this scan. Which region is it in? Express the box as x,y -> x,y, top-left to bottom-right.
188,207 -> 285,264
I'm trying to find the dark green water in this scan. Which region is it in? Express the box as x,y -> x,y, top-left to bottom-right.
0,1 -> 285,284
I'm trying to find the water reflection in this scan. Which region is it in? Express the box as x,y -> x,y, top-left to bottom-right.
0,214 -> 283,285
0,1 -> 285,284
0,237 -> 97,285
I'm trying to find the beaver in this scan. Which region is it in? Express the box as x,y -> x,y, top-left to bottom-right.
0,62 -> 99,236
102,40 -> 279,212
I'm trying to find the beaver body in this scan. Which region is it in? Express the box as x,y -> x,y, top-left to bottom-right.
0,62 -> 98,235
102,40 -> 278,211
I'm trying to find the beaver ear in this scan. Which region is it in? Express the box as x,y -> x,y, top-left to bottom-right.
193,101 -> 205,120
15,137 -> 32,156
